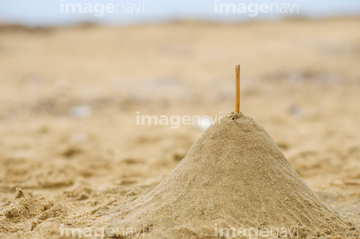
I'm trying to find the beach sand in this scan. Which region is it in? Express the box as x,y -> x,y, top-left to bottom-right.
107,112 -> 358,238
0,17 -> 360,238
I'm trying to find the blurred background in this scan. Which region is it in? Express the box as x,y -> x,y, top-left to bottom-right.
1,0 -> 360,26
0,1 -> 360,237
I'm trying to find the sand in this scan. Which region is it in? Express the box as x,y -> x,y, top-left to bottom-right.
1,17 -> 360,239
1,188 -> 67,233
107,112 -> 358,238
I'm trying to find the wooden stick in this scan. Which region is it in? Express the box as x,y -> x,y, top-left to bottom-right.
235,65 -> 240,113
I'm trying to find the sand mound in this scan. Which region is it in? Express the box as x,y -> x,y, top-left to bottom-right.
108,113 -> 358,238
0,188 -> 67,233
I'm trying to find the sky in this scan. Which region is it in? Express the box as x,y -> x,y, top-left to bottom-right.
0,0 -> 360,26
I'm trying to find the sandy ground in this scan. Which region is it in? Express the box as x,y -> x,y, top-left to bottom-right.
0,17 -> 360,238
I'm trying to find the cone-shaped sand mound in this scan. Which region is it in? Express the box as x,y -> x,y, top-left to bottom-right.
108,113 -> 358,238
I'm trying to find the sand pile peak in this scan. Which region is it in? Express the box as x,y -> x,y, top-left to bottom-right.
108,113 -> 357,238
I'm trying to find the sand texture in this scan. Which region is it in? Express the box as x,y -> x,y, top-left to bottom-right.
108,113 -> 358,238
1,17 -> 360,239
